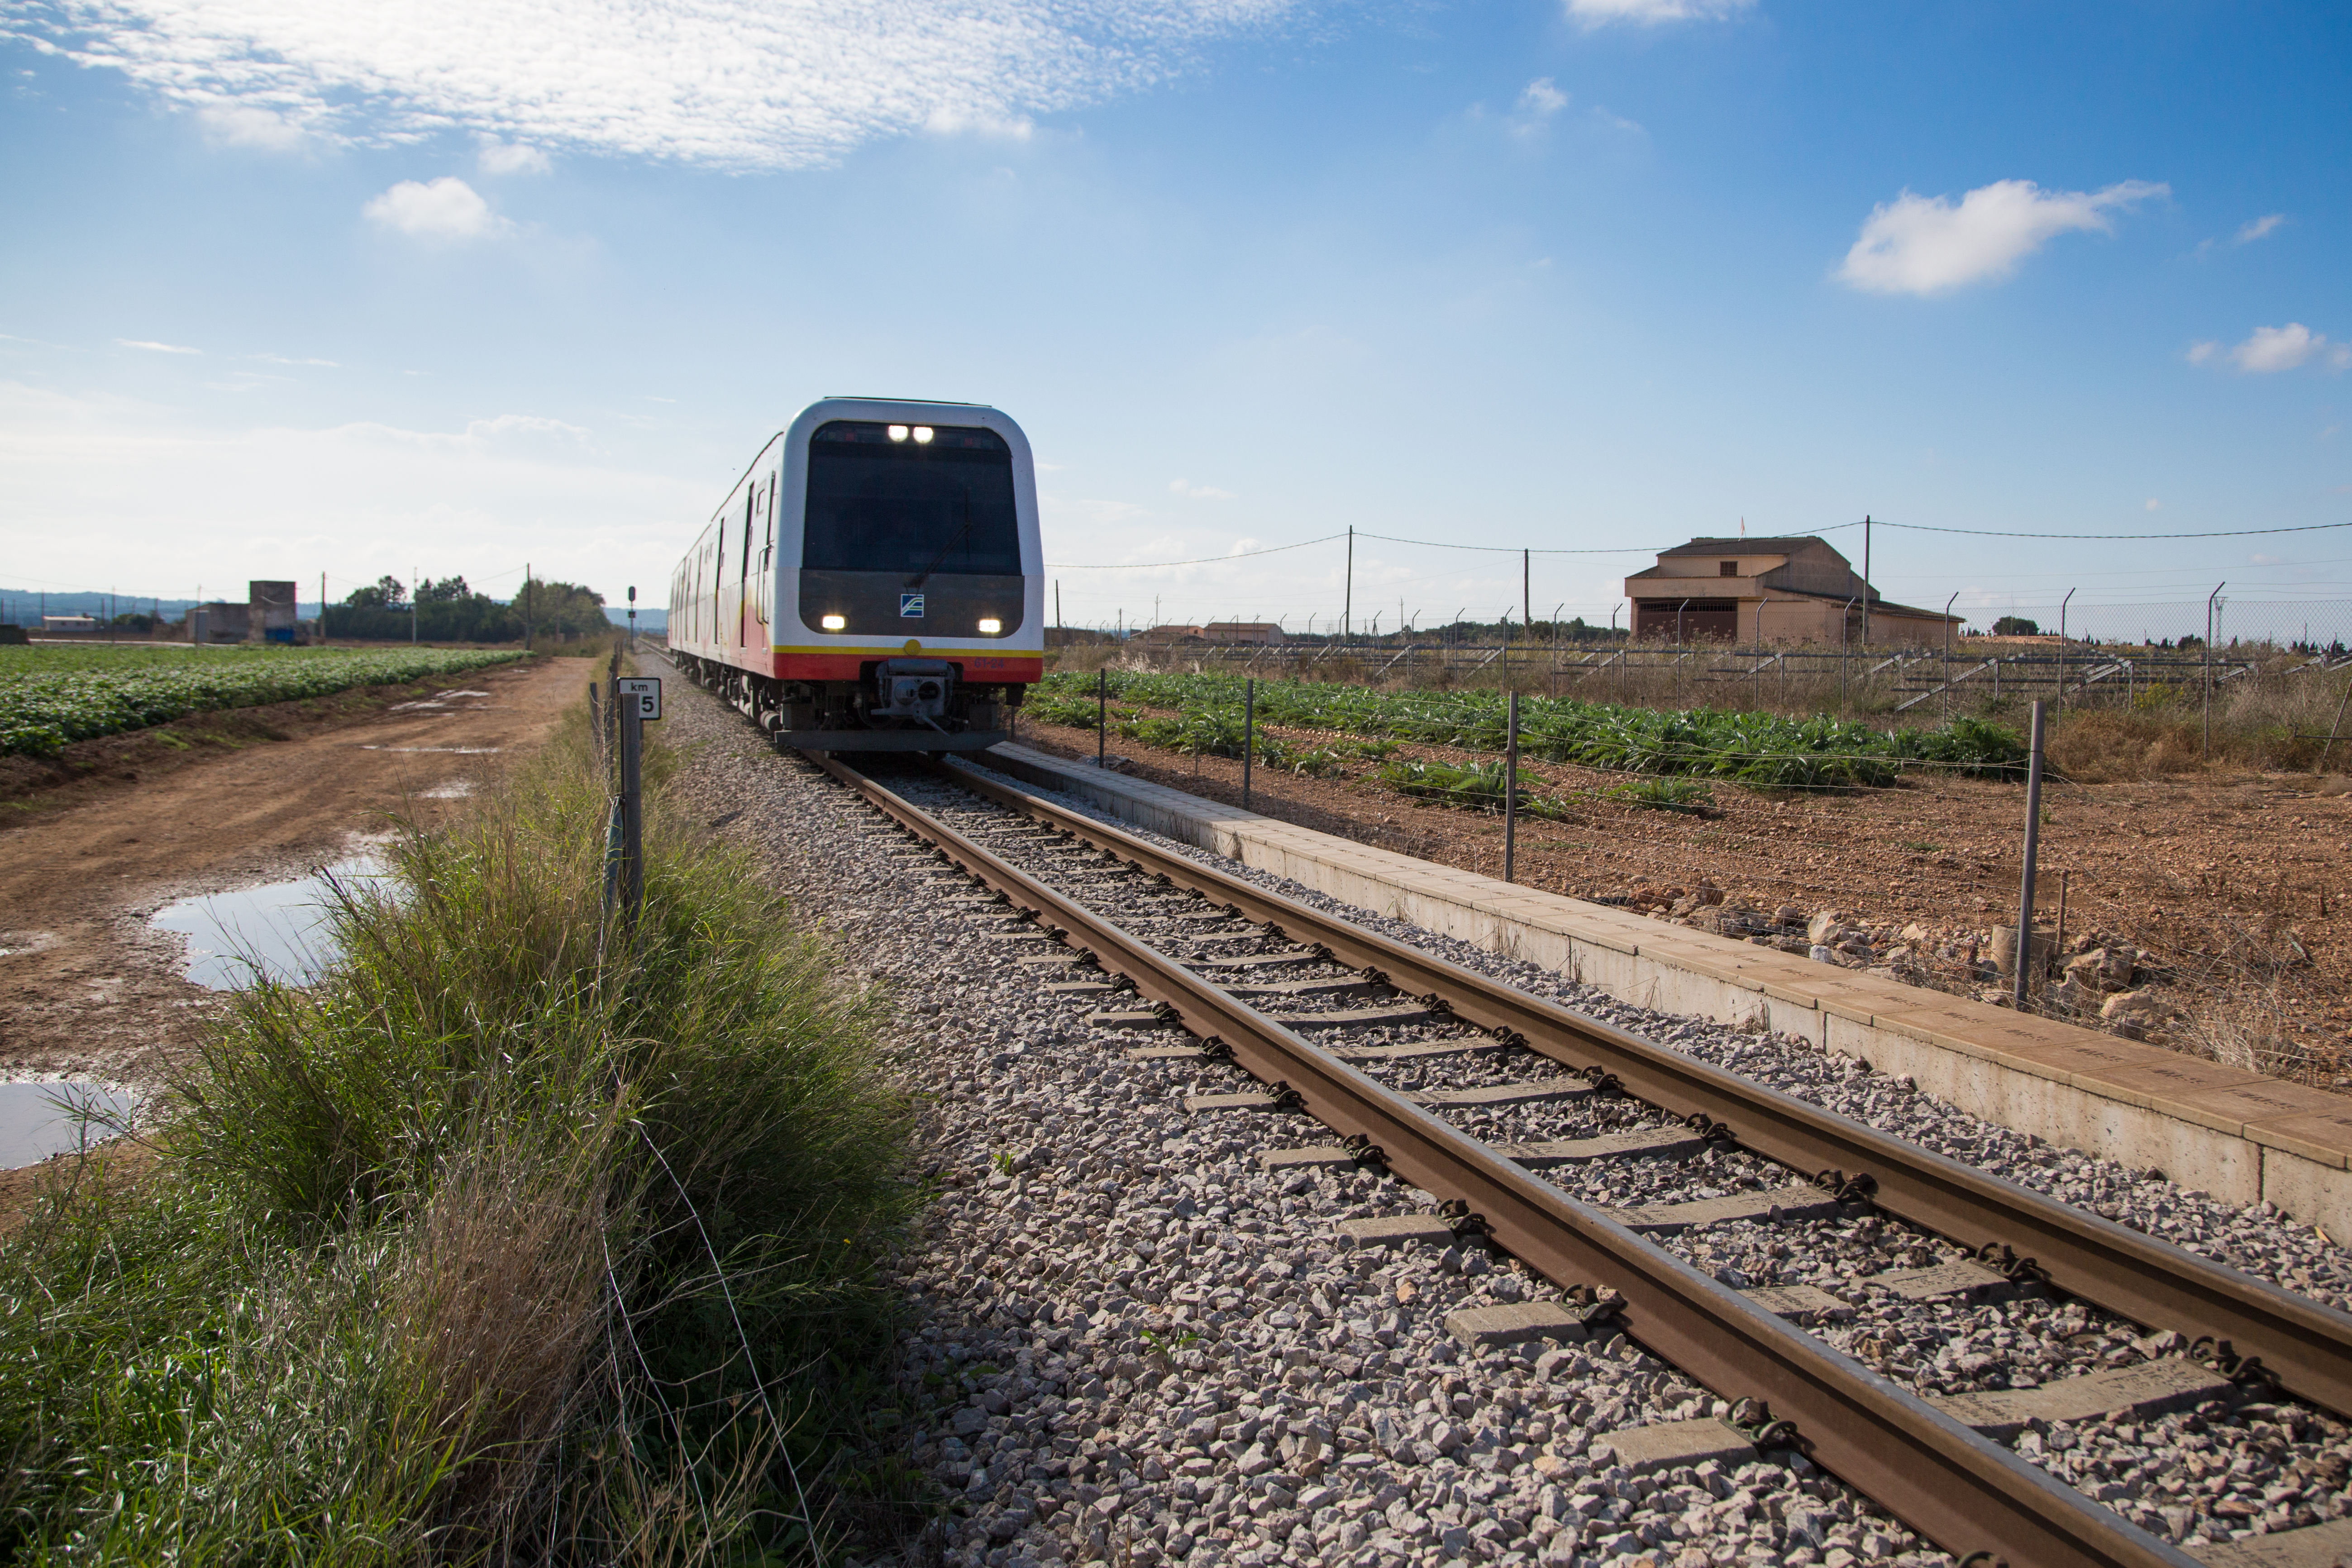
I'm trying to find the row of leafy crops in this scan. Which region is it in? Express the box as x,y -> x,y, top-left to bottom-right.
1028,670 -> 2030,788
0,646 -> 531,757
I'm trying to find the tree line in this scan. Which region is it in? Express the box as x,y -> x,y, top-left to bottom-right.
324,576 -> 612,643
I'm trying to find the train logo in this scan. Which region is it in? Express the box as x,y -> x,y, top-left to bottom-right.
667,398 -> 1045,753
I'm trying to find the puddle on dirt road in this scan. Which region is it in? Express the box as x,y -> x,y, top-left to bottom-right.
150,858 -> 393,990
0,1081 -> 135,1168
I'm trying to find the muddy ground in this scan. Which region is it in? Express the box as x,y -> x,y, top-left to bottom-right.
0,655 -> 591,1090
1011,707 -> 2352,1082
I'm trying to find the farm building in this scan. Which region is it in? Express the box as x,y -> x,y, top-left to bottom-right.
1623,536 -> 1961,646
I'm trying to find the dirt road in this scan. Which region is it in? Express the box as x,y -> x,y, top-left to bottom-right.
0,655 -> 587,1086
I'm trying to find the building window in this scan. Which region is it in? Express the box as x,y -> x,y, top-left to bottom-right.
1719,561 -> 1738,577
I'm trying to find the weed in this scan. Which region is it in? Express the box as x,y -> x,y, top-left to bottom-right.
0,700 -> 917,1561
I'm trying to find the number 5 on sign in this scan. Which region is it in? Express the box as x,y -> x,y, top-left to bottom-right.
618,677 -> 662,720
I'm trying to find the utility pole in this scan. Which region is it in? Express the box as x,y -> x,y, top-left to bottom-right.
1343,526 -> 1354,641
412,567 -> 418,644
1055,580 -> 1062,647
1861,515 -> 1872,651
320,571 -> 328,645
525,565 -> 534,652
1523,548 -> 1531,633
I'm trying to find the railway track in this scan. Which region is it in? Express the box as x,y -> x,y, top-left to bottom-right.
800,747 -> 2352,1568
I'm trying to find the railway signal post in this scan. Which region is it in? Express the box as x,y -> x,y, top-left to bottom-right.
613,675 -> 662,930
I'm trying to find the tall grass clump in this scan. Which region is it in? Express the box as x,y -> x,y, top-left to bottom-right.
0,703 -> 918,1563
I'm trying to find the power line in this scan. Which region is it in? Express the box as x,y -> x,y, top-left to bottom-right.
1046,533 -> 1347,569
1822,518 -> 2352,542
1354,533 -> 1660,556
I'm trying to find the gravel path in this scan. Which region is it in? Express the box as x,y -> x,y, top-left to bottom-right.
652,660 -> 2352,1565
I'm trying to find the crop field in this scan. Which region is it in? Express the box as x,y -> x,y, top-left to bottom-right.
1028,669 -> 2030,792
0,644 -> 532,756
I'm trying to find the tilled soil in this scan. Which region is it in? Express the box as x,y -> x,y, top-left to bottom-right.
1010,710 -> 2352,1081
0,654 -> 588,1087
654,661 -> 2352,1568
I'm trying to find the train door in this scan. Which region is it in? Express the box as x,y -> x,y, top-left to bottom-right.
755,476 -> 774,639
739,487 -> 754,646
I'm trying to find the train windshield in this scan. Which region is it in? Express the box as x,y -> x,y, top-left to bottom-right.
803,420 -> 1021,577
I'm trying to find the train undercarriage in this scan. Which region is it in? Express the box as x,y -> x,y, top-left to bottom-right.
673,653 -> 1021,753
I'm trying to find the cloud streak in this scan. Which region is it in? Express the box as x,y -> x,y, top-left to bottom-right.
24,0 -> 1302,170
1838,177 -> 2166,296
2206,323 -> 2351,374
1565,0 -> 1751,24
116,338 -> 200,353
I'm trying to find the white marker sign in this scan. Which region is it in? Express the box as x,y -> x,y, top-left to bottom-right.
618,677 -> 662,721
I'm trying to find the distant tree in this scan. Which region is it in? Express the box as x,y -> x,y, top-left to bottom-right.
415,575 -> 473,603
345,576 -> 407,609
1991,615 -> 2039,637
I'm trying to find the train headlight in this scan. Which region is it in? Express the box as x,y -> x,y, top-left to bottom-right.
821,614 -> 847,631
887,424 -> 909,442
912,425 -> 934,443
978,617 -> 1002,634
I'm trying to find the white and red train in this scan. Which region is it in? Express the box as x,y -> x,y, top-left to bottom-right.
668,398 -> 1045,750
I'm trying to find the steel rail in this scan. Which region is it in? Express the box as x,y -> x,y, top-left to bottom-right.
932,755 -> 2352,1420
810,752 -> 2195,1568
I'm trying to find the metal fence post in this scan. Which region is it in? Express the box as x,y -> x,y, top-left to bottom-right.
1097,668 -> 1107,768
1242,679 -> 1256,809
2013,700 -> 2047,1011
1503,691 -> 1520,884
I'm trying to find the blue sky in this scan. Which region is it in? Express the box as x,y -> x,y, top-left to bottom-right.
4,0 -> 2347,640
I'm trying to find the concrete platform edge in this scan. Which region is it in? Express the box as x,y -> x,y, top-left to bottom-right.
967,743 -> 2352,1240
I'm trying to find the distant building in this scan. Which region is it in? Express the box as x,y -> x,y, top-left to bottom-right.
250,580 -> 298,643
1134,624 -> 1207,645
42,615 -> 99,632
1203,621 -> 1286,645
1623,537 -> 1961,646
191,601 -> 250,643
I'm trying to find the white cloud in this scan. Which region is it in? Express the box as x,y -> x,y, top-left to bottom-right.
363,176 -> 509,240
2144,498 -> 2160,511
476,136 -> 552,176
2249,553 -> 2282,566
2186,340 -> 2219,365
2234,213 -> 2286,245
25,0 -> 1303,171
1837,178 -> 2167,295
1518,78 -> 1567,117
1168,477 -> 1236,501
1565,0 -> 1751,23
196,101 -> 310,150
2223,323 -> 2350,374
248,353 -> 338,367
116,337 -> 200,354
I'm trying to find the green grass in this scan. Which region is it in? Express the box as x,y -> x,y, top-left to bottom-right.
1032,670 -> 2031,789
0,703 -> 920,1563
0,645 -> 534,757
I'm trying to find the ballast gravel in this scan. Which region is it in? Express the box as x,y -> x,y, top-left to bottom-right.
651,666 -> 2352,1563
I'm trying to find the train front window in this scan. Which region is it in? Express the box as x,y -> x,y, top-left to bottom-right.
803,421 -> 1021,578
